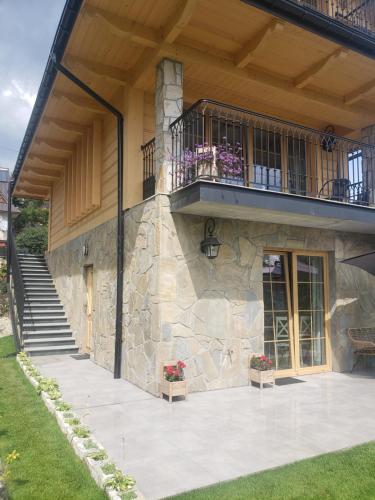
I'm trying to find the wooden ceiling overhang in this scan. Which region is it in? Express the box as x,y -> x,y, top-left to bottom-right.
14,0 -> 375,198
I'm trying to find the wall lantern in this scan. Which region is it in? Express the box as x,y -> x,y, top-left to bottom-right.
83,242 -> 89,257
200,218 -> 221,259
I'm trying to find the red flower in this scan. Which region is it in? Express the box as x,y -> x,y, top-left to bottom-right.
177,360 -> 186,369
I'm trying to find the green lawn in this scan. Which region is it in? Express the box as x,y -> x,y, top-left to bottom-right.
171,442 -> 375,500
0,335 -> 106,500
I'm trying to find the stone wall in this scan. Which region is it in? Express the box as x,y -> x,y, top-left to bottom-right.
46,217 -> 117,370
123,194 -> 375,394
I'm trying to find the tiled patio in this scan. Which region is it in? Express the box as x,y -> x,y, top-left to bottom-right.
33,355 -> 375,500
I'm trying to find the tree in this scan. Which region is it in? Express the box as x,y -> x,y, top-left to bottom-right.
13,199 -> 49,254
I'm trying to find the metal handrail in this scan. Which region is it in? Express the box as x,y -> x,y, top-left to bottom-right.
9,231 -> 25,348
170,99 -> 375,203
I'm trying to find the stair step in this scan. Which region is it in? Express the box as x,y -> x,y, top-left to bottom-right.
23,315 -> 66,322
25,345 -> 79,356
23,277 -> 52,281
24,308 -> 64,314
23,322 -> 70,331
24,337 -> 76,347
23,329 -> 73,338
25,292 -> 58,297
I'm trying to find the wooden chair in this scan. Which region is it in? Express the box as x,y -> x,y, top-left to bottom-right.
348,328 -> 375,371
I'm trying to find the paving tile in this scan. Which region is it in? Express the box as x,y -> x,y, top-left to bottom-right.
33,355 -> 375,500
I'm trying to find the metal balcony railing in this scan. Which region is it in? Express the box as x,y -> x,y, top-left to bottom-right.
170,99 -> 375,206
294,0 -> 375,37
141,138 -> 156,200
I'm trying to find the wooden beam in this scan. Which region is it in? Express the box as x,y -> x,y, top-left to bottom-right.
35,137 -> 75,154
28,153 -> 66,167
235,19 -> 284,69
82,4 -> 160,48
23,167 -> 61,181
130,0 -> 197,87
52,90 -> 106,114
294,48 -> 349,89
44,117 -> 87,135
345,79 -> 375,105
16,184 -> 49,196
160,41 -> 375,121
64,55 -> 130,86
87,10 -> 374,120
163,0 -> 198,43
21,177 -> 52,188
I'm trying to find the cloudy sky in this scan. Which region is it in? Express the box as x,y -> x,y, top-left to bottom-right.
0,0 -> 65,172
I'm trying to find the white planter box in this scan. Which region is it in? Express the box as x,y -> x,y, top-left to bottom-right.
249,368 -> 275,389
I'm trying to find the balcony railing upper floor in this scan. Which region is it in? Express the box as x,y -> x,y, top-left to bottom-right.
293,0 -> 375,38
163,99 -> 375,208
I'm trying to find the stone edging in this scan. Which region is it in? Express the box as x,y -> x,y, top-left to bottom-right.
16,354 -> 144,500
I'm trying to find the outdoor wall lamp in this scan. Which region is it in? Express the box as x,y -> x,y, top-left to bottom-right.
83,242 -> 89,257
200,218 -> 221,259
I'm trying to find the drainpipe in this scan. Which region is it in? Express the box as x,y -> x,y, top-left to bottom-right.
52,56 -> 124,379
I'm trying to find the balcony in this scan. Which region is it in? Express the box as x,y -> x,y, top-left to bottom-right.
166,100 -> 375,234
294,0 -> 375,37
242,0 -> 375,58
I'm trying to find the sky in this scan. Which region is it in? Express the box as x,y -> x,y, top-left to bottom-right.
0,0 -> 66,172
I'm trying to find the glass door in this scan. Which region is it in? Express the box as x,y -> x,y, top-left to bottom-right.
262,253 -> 295,375
263,251 -> 330,376
293,253 -> 330,372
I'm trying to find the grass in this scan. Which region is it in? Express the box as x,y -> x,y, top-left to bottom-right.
0,335 -> 106,500
171,441 -> 375,500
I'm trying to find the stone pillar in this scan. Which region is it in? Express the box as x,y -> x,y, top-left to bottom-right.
361,125 -> 375,206
155,58 -> 183,193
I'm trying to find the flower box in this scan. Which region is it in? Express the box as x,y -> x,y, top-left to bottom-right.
159,360 -> 187,403
249,354 -> 275,389
249,368 -> 275,389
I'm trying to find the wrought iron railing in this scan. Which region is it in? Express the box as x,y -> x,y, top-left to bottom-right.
170,99 -> 375,206
294,0 -> 375,37
8,231 -> 25,349
141,138 -> 156,200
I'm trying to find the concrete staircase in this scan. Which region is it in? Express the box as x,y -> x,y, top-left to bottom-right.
20,254 -> 79,356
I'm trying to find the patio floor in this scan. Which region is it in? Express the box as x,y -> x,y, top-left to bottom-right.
33,355 -> 375,500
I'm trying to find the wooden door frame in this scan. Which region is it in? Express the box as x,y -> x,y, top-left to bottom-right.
264,248 -> 332,377
84,264 -> 94,354
292,250 -> 332,375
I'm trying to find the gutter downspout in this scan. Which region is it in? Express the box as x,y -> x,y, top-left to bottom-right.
52,56 -> 124,379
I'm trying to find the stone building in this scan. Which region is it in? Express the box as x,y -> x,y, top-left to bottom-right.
10,0 -> 375,394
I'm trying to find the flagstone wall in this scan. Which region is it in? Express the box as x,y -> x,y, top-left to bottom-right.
122,194 -> 375,395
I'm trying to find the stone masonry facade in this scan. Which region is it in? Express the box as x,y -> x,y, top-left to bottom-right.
122,194 -> 375,395
46,218 -> 117,370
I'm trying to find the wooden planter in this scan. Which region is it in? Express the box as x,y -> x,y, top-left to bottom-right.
160,360 -> 188,402
160,379 -> 188,402
249,368 -> 275,389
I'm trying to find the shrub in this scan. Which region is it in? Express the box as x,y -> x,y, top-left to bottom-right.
83,439 -> 98,450
54,401 -> 71,412
16,226 -> 48,255
87,449 -> 108,461
104,471 -> 136,493
65,417 -> 81,426
73,426 -> 90,438
101,463 -> 117,475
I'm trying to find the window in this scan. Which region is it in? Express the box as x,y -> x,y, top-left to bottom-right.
253,128 -> 281,191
